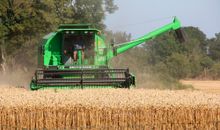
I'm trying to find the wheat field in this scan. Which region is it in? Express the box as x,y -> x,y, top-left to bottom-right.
0,86 -> 219,129
181,80 -> 220,94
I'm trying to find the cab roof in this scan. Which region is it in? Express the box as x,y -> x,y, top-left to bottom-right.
58,24 -> 100,32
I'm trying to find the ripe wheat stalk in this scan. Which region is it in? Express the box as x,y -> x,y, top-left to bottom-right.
0,87 -> 219,129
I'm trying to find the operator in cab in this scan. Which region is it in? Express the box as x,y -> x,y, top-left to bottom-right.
63,49 -> 74,65
73,36 -> 85,61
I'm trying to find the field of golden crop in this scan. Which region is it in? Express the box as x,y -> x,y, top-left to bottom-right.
181,80 -> 220,94
0,86 -> 219,129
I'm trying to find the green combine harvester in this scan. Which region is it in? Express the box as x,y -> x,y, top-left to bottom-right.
30,17 -> 184,90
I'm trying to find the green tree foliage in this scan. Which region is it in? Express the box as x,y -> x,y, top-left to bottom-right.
200,56 -> 214,69
208,33 -> 220,61
144,27 -> 216,79
72,0 -> 118,29
165,53 -> 190,79
210,62 -> 220,79
105,30 -> 131,43
145,32 -> 181,65
0,0 -> 57,68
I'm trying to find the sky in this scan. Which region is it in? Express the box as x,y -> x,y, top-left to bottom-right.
105,0 -> 220,39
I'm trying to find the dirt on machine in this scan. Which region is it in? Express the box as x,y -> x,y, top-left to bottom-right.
30,17 -> 185,90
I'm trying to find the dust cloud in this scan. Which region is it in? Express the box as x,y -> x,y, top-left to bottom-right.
110,49 -> 186,89
0,69 -> 34,89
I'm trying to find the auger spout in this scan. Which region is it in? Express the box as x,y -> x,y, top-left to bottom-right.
112,17 -> 184,56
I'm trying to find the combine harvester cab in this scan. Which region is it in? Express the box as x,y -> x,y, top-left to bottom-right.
30,17 -> 184,90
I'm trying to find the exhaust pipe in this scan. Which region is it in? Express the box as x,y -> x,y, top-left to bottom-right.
175,28 -> 186,43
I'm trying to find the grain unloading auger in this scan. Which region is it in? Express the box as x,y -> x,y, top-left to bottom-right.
30,17 -> 184,90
